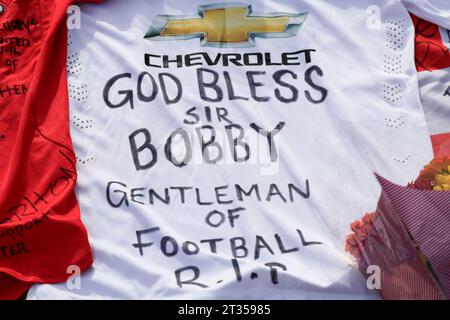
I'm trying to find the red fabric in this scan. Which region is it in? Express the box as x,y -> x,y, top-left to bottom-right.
412,14 -> 450,72
431,133 -> 450,157
411,14 -> 450,157
0,0 -> 101,300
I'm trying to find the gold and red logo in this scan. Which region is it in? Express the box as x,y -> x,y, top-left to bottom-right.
144,3 -> 307,47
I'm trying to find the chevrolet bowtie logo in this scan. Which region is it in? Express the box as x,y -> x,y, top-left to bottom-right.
144,3 -> 308,47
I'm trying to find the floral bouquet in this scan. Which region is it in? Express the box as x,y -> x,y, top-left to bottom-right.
346,157 -> 450,300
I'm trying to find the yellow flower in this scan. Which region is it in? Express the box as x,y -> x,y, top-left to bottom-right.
434,173 -> 450,191
434,185 -> 450,191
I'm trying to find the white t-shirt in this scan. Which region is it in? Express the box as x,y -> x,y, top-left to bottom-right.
29,0 -> 450,299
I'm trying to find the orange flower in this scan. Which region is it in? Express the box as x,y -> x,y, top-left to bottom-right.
345,212 -> 375,260
413,157 -> 450,191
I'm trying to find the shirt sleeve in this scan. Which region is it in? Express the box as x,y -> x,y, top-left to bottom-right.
0,0 -> 103,300
401,0 -> 450,29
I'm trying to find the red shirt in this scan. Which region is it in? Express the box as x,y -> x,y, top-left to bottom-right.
0,0 -> 101,299
412,14 -> 450,157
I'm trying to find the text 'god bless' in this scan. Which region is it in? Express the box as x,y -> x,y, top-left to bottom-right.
102,49 -> 328,107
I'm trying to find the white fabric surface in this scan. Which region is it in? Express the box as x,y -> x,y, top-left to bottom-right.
28,0 -> 449,299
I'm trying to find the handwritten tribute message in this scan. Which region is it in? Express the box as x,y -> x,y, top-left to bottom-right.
0,14 -> 43,259
0,18 -> 37,98
0,150 -> 77,260
101,47 -> 328,288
